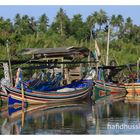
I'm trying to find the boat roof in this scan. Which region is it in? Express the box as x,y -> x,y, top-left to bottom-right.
19,46 -> 90,59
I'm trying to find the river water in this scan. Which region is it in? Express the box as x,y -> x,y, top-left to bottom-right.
0,99 -> 140,135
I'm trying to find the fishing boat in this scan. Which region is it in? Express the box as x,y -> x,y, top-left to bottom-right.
124,83 -> 140,102
0,46 -> 93,105
92,65 -> 127,103
90,39 -> 127,103
1,78 -> 92,106
93,80 -> 127,103
0,70 -> 63,103
124,58 -> 140,102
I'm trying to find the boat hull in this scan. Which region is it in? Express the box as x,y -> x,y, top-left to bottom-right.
124,83 -> 140,102
93,80 -> 127,102
4,80 -> 92,106
0,90 -> 7,103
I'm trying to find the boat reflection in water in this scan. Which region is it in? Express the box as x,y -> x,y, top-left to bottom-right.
0,100 -> 95,134
2,97 -> 140,134
92,99 -> 140,134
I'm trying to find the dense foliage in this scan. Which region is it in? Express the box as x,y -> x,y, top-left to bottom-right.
0,8 -> 140,65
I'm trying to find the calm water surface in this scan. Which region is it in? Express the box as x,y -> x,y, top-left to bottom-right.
0,99 -> 140,135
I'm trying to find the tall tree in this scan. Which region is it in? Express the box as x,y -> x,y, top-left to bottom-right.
70,14 -> 88,41
125,17 -> 133,31
20,14 -> 34,35
29,16 -> 37,33
86,12 -> 98,40
14,13 -> 21,34
0,17 -> 13,45
116,14 -> 124,31
96,9 -> 108,30
51,8 -> 70,36
38,14 -> 49,33
110,15 -> 119,28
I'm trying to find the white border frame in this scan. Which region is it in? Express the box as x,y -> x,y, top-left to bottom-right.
0,0 -> 140,5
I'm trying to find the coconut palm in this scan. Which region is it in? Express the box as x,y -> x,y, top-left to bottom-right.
96,9 -> 108,30
86,11 -> 98,40
125,17 -> 133,31
14,13 -> 22,34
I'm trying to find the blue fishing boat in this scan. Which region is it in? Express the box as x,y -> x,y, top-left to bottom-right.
2,78 -> 92,106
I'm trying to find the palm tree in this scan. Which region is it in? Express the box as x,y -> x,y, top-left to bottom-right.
110,14 -> 124,32
116,14 -> 124,31
0,17 -> 4,31
86,11 -> 98,40
96,9 -> 108,30
122,17 -> 133,41
110,15 -> 118,28
14,14 -> 21,25
125,17 -> 133,31
14,13 -> 22,34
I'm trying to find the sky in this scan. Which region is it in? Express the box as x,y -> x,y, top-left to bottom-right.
0,6 -> 140,25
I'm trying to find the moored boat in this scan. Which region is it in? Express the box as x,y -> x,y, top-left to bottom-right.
124,82 -> 140,102
2,79 -> 92,106
92,80 -> 127,103
124,58 -> 140,102
0,46 -> 92,105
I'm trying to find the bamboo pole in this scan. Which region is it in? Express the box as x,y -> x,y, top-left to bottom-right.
61,57 -> 64,85
21,103 -> 25,128
21,83 -> 24,107
106,27 -> 110,66
137,58 -> 140,82
21,83 -> 25,128
96,62 -> 99,80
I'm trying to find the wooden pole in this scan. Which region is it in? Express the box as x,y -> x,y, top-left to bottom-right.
106,27 -> 110,66
88,28 -> 93,67
137,58 -> 140,82
21,82 -> 25,128
80,63 -> 82,78
96,62 -> 99,80
61,57 -> 64,85
21,83 -> 24,107
21,102 -> 25,128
